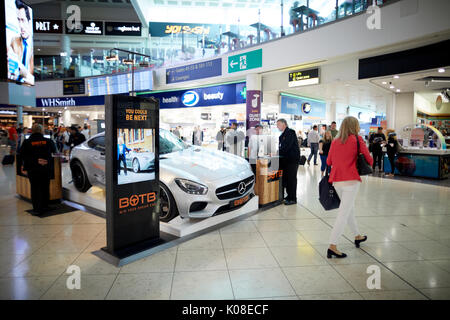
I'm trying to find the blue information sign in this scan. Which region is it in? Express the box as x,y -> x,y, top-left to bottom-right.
166,58 -> 222,84
280,94 -> 326,119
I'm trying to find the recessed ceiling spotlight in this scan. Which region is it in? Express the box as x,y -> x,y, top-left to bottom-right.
393,75 -> 399,79
382,81 -> 387,85
389,85 -> 395,89
396,89 -> 401,92
438,68 -> 445,73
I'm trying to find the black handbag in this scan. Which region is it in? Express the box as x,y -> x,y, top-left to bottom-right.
356,135 -> 373,176
319,173 -> 340,211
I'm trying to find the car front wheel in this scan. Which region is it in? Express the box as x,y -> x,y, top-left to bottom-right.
70,161 -> 92,193
159,183 -> 179,223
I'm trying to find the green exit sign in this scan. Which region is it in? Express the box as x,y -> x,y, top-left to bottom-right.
228,49 -> 262,73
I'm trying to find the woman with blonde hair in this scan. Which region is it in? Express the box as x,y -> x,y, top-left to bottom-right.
326,116 -> 373,258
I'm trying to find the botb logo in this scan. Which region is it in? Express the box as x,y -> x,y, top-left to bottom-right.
267,170 -> 283,182
119,192 -> 156,209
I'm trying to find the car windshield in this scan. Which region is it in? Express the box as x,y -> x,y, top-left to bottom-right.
159,129 -> 189,154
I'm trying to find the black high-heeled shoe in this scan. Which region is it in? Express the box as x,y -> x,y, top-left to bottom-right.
327,249 -> 347,259
355,236 -> 367,248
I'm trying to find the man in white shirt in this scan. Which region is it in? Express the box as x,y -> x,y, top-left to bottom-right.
307,125 -> 320,165
81,124 -> 90,140
248,124 -> 263,175
225,123 -> 245,157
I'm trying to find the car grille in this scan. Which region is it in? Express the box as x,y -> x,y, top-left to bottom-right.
215,175 -> 254,200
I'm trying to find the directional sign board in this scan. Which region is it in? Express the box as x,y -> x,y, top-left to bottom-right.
228,49 -> 262,73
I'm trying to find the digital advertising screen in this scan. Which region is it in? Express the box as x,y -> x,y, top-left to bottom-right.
4,0 -> 34,86
117,128 -> 155,185
105,95 -> 160,255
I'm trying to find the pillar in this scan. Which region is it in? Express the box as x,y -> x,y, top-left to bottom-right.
385,96 -> 395,130
326,101 -> 336,123
63,109 -> 71,127
62,35 -> 71,71
393,92 -> 415,134
17,106 -> 23,125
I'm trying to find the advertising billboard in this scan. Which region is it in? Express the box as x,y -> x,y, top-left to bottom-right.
3,0 -> 34,86
105,95 -> 160,256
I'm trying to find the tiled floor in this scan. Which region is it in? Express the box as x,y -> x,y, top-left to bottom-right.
1,148 -> 449,300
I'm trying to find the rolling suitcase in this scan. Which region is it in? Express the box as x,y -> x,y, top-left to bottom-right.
2,154 -> 15,165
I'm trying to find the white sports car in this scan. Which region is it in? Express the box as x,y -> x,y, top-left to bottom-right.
70,129 -> 255,222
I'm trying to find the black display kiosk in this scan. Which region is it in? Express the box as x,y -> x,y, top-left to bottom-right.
100,94 -> 163,263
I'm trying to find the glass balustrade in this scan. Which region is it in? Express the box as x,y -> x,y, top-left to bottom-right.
34,0 -> 389,81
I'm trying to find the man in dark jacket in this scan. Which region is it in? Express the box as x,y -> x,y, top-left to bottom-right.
20,124 -> 57,215
66,125 -> 86,150
277,119 -> 300,205
369,127 -> 386,171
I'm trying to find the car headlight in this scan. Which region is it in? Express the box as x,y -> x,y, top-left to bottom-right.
175,179 -> 208,195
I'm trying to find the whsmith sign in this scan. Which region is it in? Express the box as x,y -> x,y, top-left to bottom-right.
36,96 -> 105,107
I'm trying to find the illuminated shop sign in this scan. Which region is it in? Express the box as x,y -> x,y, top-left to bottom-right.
149,22 -> 223,37
288,68 -> 320,88
66,21 -> 103,35
36,96 -> 105,107
34,19 -> 63,34
141,82 -> 246,109
105,22 -> 141,36
280,94 -> 326,119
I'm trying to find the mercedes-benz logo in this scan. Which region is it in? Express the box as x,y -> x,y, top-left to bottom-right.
237,182 -> 246,195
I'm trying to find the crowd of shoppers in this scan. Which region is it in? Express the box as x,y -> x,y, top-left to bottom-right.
1,117 -> 398,254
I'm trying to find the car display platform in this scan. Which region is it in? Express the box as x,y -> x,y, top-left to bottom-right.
160,195 -> 259,237
62,164 -> 106,213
